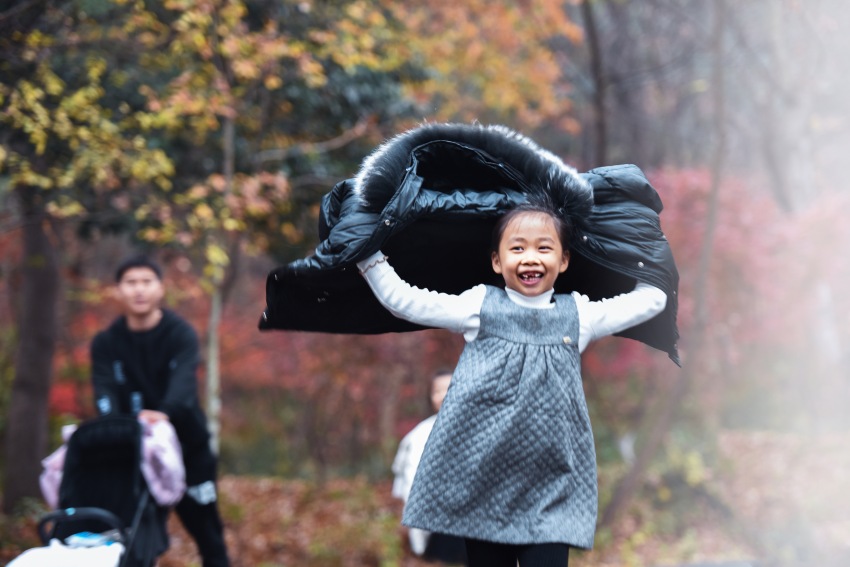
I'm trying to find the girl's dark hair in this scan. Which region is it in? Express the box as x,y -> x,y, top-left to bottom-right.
490,204 -> 573,253
115,255 -> 163,282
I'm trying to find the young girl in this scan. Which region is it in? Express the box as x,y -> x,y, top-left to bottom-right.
357,204 -> 667,567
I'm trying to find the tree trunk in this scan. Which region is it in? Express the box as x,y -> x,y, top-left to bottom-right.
3,186 -> 59,513
580,0 -> 608,167
206,285 -> 223,455
599,0 -> 728,530
204,115 -> 236,455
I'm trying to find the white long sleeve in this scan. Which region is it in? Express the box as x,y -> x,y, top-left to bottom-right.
357,251 -> 667,350
572,283 -> 667,350
357,252 -> 486,341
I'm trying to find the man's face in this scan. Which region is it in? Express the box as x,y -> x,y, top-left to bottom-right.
115,267 -> 164,318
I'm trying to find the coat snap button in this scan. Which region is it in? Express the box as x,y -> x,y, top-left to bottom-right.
384,219 -> 391,226
638,261 -> 645,268
563,336 -> 572,345
582,235 -> 588,242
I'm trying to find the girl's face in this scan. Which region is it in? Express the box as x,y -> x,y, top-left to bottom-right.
491,212 -> 569,297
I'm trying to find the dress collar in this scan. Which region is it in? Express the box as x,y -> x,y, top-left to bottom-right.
504,287 -> 556,309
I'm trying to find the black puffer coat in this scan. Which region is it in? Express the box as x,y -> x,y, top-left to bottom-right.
259,123 -> 680,365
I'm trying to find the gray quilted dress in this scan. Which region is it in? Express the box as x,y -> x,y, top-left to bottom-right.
403,286 -> 598,548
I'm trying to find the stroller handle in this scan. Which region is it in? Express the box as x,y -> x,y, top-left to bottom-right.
37,506 -> 126,545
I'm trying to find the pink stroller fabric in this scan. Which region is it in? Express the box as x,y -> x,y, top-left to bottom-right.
40,418 -> 186,508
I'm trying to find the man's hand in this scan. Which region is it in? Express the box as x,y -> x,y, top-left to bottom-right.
138,409 -> 170,424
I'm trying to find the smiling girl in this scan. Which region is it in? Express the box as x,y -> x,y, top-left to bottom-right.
357,204 -> 666,567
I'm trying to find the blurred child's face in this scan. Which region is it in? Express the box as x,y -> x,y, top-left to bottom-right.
491,212 -> 569,297
430,373 -> 452,412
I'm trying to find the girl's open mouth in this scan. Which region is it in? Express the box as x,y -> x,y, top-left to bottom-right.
519,272 -> 543,283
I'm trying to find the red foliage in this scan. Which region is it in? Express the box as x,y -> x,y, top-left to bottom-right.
48,382 -> 81,416
651,168 -> 848,427
574,167 -> 850,430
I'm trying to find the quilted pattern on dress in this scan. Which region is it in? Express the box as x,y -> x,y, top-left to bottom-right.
403,286 -> 599,548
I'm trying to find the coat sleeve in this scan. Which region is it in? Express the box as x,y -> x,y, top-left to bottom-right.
574,164 -> 680,365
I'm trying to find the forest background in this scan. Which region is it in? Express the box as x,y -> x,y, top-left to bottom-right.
1,0 -> 849,565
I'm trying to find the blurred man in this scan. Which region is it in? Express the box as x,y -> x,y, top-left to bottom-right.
90,255 -> 230,567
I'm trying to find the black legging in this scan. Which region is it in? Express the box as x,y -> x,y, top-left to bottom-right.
465,539 -> 569,567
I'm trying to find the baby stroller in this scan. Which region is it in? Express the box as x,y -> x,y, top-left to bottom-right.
34,415 -> 170,567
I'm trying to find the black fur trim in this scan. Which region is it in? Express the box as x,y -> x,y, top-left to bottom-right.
353,123 -> 593,225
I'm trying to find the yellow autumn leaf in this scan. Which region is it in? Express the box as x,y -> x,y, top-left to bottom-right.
346,1 -> 366,21
263,75 -> 282,90
194,202 -> 214,220
46,199 -> 85,218
205,243 -> 230,267
86,56 -> 107,82
232,59 -> 260,80
129,158 -> 152,179
222,217 -> 242,231
41,69 -> 65,97
32,130 -> 48,156
192,31 -> 208,51
188,184 -> 209,200
280,222 -> 301,242
17,167 -> 53,188
139,227 -> 161,241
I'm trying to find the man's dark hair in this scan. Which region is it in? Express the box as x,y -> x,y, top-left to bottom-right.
115,255 -> 163,282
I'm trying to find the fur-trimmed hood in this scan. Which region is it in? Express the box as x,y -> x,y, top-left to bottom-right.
352,123 -> 594,226
260,122 -> 680,366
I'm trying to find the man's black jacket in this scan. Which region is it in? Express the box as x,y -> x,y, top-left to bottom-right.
91,309 -> 216,483
260,123 -> 680,366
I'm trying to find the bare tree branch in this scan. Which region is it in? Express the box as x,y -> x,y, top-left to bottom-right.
253,116 -> 375,165
0,0 -> 44,24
